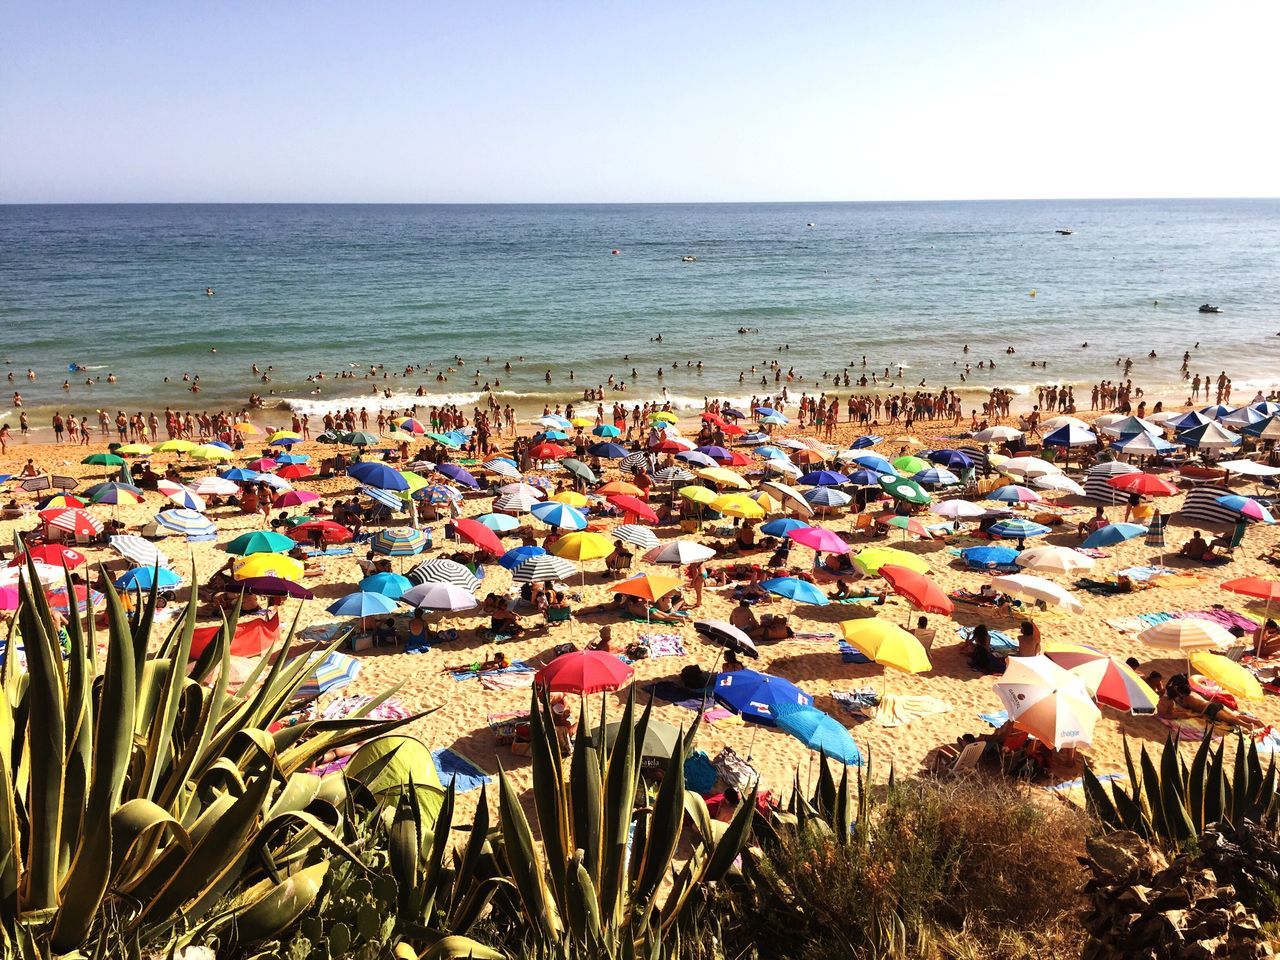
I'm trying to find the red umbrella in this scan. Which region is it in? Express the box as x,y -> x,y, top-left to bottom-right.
1222,576 -> 1280,602
535,650 -> 634,694
879,564 -> 954,615
1105,473 -> 1179,497
191,614 -> 280,659
40,508 -> 103,538
608,494 -> 658,523
453,517 -> 505,556
529,442 -> 570,460
277,464 -> 316,480
8,545 -> 88,569
289,520 -> 353,544
653,437 -> 694,453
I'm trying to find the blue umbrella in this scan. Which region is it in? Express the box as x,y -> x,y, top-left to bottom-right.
960,545 -> 1021,569
1220,406 -> 1267,428
1082,522 -> 1148,548
361,486 -> 407,511
845,452 -> 894,474
115,566 -> 183,590
988,518 -> 1051,539
359,572 -> 413,599
761,518 -> 811,537
588,442 -> 628,459
436,463 -> 479,489
154,509 -> 217,538
804,487 -> 853,508
274,453 -> 310,464
530,500 -> 588,530
348,462 -> 409,492
799,470 -> 849,487
696,445 -> 733,461
754,406 -> 779,418
206,440 -> 233,450
1242,416 -> 1280,438
1254,401 -> 1280,416
475,512 -> 521,532
593,424 -> 621,437
845,468 -> 883,487
755,446 -> 787,460
540,429 -> 570,441
1167,410 -> 1213,431
913,467 -> 960,487
1177,422 -> 1242,450
269,437 -> 300,447
499,545 -> 547,570
1200,403 -> 1235,420
1043,424 -> 1098,448
723,408 -> 748,419
713,670 -> 813,726
928,449 -> 973,470
220,467 -> 262,483
427,432 -> 463,448
775,703 -> 863,765
327,591 -> 399,618
1111,432 -> 1180,456
761,577 -> 829,605
1215,495 -> 1276,524
850,435 -> 882,449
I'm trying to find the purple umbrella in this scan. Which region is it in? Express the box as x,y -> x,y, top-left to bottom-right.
435,463 -> 479,488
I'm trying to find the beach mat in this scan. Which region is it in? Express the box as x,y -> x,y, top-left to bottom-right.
432,748 -> 492,792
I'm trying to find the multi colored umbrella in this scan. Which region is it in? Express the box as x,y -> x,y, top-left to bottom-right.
987,518 -> 1051,540
297,652 -> 361,699
531,500 -> 589,530
1138,619 -> 1233,652
879,475 -> 931,505
88,482 -> 146,506
371,528 -> 429,557
1044,642 -> 1158,713
986,485 -> 1043,504
42,508 -> 104,538
535,650 -> 634,694
1216,495 -> 1276,524
994,655 -> 1100,749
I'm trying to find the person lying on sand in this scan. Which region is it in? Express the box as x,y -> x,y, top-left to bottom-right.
442,650 -> 510,674
831,579 -> 888,602
1158,673 -> 1265,731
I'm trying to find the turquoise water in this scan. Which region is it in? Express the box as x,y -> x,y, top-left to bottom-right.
2,200 -> 1279,429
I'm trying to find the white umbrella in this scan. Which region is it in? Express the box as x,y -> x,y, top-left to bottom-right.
1040,415 -> 1089,431
1031,474 -> 1086,496
645,541 -> 717,565
400,582 -> 478,611
761,480 -> 816,517
1218,459 -> 1280,478
972,426 -> 1023,442
990,574 -> 1084,613
109,535 -> 172,568
931,499 -> 987,519
995,655 -> 1100,750
0,562 -> 68,588
998,457 -> 1063,479
1015,545 -> 1095,575
191,476 -> 239,496
1138,619 -> 1234,652
1086,461 -> 1141,477
762,458 -> 804,478
498,482 -> 547,500
612,524 -> 660,550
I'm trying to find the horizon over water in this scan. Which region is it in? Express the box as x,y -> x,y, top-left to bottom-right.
2,199 -> 1279,431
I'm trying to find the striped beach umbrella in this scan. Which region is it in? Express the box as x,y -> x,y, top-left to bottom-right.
612,524 -> 659,550
297,652 -> 361,699
652,466 -> 694,484
155,509 -> 217,538
371,528 -> 429,557
495,491 -> 540,513
42,508 -> 104,538
88,482 -> 146,506
110,535 -> 171,568
995,656 -> 1100,749
531,500 -> 588,530
802,486 -> 852,509
192,476 -> 240,496
483,458 -> 522,479
511,554 -> 578,583
156,480 -> 206,511
988,518 -> 1051,540
407,558 -> 481,591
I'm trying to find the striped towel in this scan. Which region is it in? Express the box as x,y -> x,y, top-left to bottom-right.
640,633 -> 688,658
838,641 -> 872,664
451,661 -> 534,682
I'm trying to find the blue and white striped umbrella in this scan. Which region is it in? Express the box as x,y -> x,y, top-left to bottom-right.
361,486 -> 407,511
296,651 -> 361,699
1111,432 -> 1180,456
913,467 -> 960,487
530,500 -> 588,530
738,431 -> 770,445
483,458 -> 522,479
676,451 -> 718,468
988,518 -> 1052,540
155,509 -> 217,538
851,435 -> 882,449
475,512 -> 521,532
803,486 -> 852,508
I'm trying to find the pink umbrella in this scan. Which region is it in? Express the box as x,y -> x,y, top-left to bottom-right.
247,458 -> 279,472
786,525 -> 851,554
274,490 -> 321,508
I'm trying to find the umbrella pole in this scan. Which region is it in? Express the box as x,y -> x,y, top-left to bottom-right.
747,724 -> 758,762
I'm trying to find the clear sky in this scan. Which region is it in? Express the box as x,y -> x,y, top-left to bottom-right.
2,1 -> 1277,203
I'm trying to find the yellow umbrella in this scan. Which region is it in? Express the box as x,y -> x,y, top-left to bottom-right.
118,443 -> 153,456
696,467 -> 749,490
651,411 -> 678,423
853,547 -> 929,577
711,494 -> 765,519
155,439 -> 197,453
396,471 -> 432,500
189,445 -> 234,461
678,485 -> 717,505
270,430 -> 302,442
233,553 -> 305,582
233,422 -> 261,435
551,490 -> 589,507
1189,651 -> 1264,701
570,417 -> 594,428
748,490 -> 783,513
841,619 -> 932,674
550,531 -> 614,562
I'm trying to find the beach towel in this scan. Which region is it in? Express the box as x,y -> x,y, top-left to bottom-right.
1180,609 -> 1259,633
299,621 -> 344,644
1106,612 -> 1177,635
1076,578 -> 1145,596
479,672 -> 535,691
640,633 -> 688,658
1116,565 -> 1175,581
702,707 -> 742,725
832,596 -> 885,605
793,631 -> 836,640
838,641 -> 872,664
404,635 -> 432,655
1047,773 -> 1126,793
831,687 -> 880,713
320,695 -> 410,722
644,681 -> 706,711
1253,729 -> 1280,755
1149,573 -> 1204,589
979,710 -> 1009,727
451,661 -> 535,683
957,626 -> 1017,655
711,746 -> 759,791
1159,716 -> 1222,742
432,749 -> 493,792
683,750 -> 718,794
871,694 -> 952,728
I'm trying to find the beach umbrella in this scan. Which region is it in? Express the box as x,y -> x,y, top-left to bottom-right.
47,584 -> 106,614
714,670 -> 812,726
536,650 -> 633,695
1164,410 -> 1213,431
612,524 -> 660,550
854,546 -> 928,576
153,509 -> 216,538
219,468 -> 262,484
775,703 -> 863,765
1106,473 -> 1178,497
1112,432 -> 1182,456
533,415 -> 571,430
453,517 -> 505,556
761,517 -> 811,537
238,575 -> 315,599
1218,459 -> 1280,480
652,466 -> 694,484
371,528 -> 428,557
988,518 -> 1051,540
787,525 -> 851,555
588,718 -> 684,760
233,553 -> 304,582
913,467 -> 960,487
416,482 -> 464,505
117,443 -> 154,457
407,558 -> 481,591
694,619 -> 758,658
709,493 -> 766,519
1086,461 -> 1141,478
297,651 -> 361,699
608,494 -> 658,523
529,442 -> 571,461
790,448 -> 827,466
677,451 -> 718,469
1221,577 -> 1280,618
878,564 -> 952,615
1216,495 -> 1276,524
511,554 -> 578,583
9,545 -> 87,572
435,463 -> 478,488
109,535 -> 170,568
427,430 -> 465,447
82,452 -> 125,468
960,545 -> 1020,569
192,476 -> 240,496
592,424 -> 622,437
841,618 -> 932,674
998,457 -> 1063,480
35,493 -> 87,510
290,520 -> 354,544
1100,416 -> 1163,438
0,562 -> 68,589
226,530 -> 296,556
346,462 -> 409,491
990,574 -> 1084,613
803,487 -> 852,510
884,516 -> 933,540
612,573 -> 684,603
799,469 -> 849,487
1220,406 -> 1267,429
41,508 -> 104,538
621,450 -> 655,473
890,456 -> 929,476
495,492 -> 540,513
1140,618 -> 1235,653
994,656 -> 1100,749
483,458 -> 522,480
1081,522 -> 1147,549
246,457 -> 278,472
696,467 -> 750,490
360,572 -> 413,599
1041,415 -> 1090,431
748,490 -> 783,514
156,480 -> 206,511
986,484 -> 1043,504
155,439 -> 197,453
499,545 -> 547,570
1015,545 -> 1095,575
850,434 -> 882,449
392,417 -> 428,435
597,480 -> 644,497
561,459 -> 597,484
762,458 -> 804,478
1043,424 -> 1098,448
189,445 -> 233,462
928,449 -> 974,470
88,482 -> 146,506
276,464 -> 315,480
475,512 -> 521,533
531,500 -> 588,530
328,591 -> 399,618
644,540 -> 716,565
1031,474 -> 1086,495
1241,416 -> 1280,442
1200,403 -> 1236,420
931,499 -> 987,520
844,452 -> 895,474
678,485 -> 717,506
878,475 -> 931,505
400,582 -> 478,612
972,426 -> 1022,442
761,480 -> 816,516
1188,651 -> 1264,702
357,487 -> 404,512
341,431 -> 378,447
1254,401 -> 1280,416
760,577 -> 828,605
757,446 -> 788,460
1044,643 -> 1158,713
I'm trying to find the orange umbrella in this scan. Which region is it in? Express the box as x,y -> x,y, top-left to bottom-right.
612,573 -> 683,602
598,480 -> 643,497
879,564 -> 953,615
791,448 -> 826,465
1222,576 -> 1280,617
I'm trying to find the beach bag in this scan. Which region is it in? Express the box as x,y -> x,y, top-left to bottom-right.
711,746 -> 758,792
683,750 -> 718,795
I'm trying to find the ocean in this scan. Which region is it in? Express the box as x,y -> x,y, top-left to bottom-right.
2,200 -> 1279,430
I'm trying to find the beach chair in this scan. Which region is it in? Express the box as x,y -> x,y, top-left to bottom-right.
545,606 -> 572,627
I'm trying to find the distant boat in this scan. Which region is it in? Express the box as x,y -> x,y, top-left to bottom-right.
806,222 -> 815,227
1199,304 -> 1223,314
681,255 -> 697,262
1055,229 -> 1074,235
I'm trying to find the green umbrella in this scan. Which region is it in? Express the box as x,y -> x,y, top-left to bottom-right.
226,530 -> 297,556
82,453 -> 124,467
315,430 -> 344,444
561,458 -> 597,484
427,432 -> 463,448
343,431 -> 378,447
892,455 -> 929,475
879,475 -> 932,505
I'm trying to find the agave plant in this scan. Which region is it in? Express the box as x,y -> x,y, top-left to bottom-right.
486,687 -> 755,957
1083,733 -> 1278,848
0,560 -> 423,955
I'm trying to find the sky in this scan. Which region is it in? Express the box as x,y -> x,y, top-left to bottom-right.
2,1 -> 1278,203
